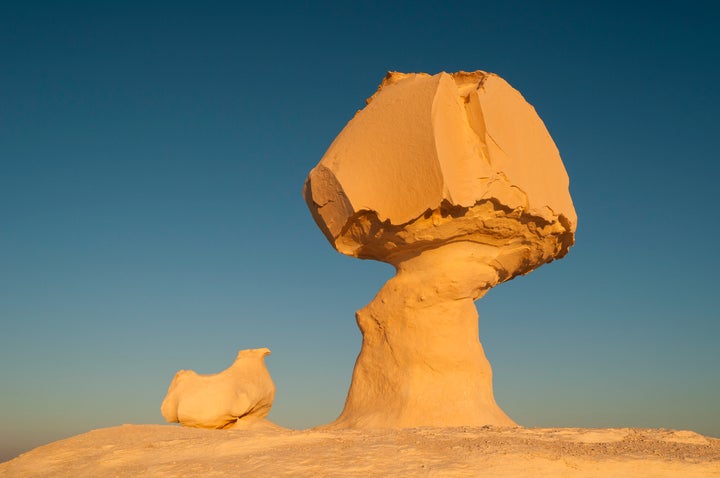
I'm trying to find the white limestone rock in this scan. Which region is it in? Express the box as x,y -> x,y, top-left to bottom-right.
160,348 -> 275,429
304,70 -> 575,269
304,71 -> 577,428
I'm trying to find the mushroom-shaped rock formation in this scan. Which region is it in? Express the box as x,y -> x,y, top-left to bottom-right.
304,71 -> 576,428
161,348 -> 276,429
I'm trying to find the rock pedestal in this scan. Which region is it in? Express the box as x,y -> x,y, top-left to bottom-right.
336,242 -> 515,427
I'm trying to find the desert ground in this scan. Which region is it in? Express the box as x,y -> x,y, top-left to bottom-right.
2,425 -> 718,477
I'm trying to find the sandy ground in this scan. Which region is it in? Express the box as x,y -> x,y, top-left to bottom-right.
1,425 -> 718,477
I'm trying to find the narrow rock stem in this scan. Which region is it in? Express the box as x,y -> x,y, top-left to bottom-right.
331,242 -> 517,428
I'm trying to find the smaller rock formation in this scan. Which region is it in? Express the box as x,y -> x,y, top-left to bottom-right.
161,348 -> 275,429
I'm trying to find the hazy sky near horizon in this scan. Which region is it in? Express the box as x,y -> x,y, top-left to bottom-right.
2,0 -> 718,462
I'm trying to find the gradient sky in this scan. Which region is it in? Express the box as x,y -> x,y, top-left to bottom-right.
2,0 -> 718,462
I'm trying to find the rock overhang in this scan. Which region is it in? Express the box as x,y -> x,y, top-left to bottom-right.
304,70 -> 576,276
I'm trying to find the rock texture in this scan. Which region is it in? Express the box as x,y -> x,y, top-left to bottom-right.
161,348 -> 275,429
304,71 -> 577,428
3,425 -> 718,477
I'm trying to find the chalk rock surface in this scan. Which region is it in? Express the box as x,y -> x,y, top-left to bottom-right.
161,348 -> 275,429
304,70 -> 576,265
3,425 -> 719,477
304,71 -> 576,428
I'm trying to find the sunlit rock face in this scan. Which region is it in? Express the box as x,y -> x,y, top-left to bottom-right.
304,71 -> 576,428
161,348 -> 275,429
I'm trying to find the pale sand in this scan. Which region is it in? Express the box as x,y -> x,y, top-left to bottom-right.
2,425 -> 718,477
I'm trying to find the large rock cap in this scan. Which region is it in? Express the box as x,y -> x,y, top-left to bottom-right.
304,71 -> 576,276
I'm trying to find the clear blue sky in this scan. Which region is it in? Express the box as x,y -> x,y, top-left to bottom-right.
1,0 -> 718,462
